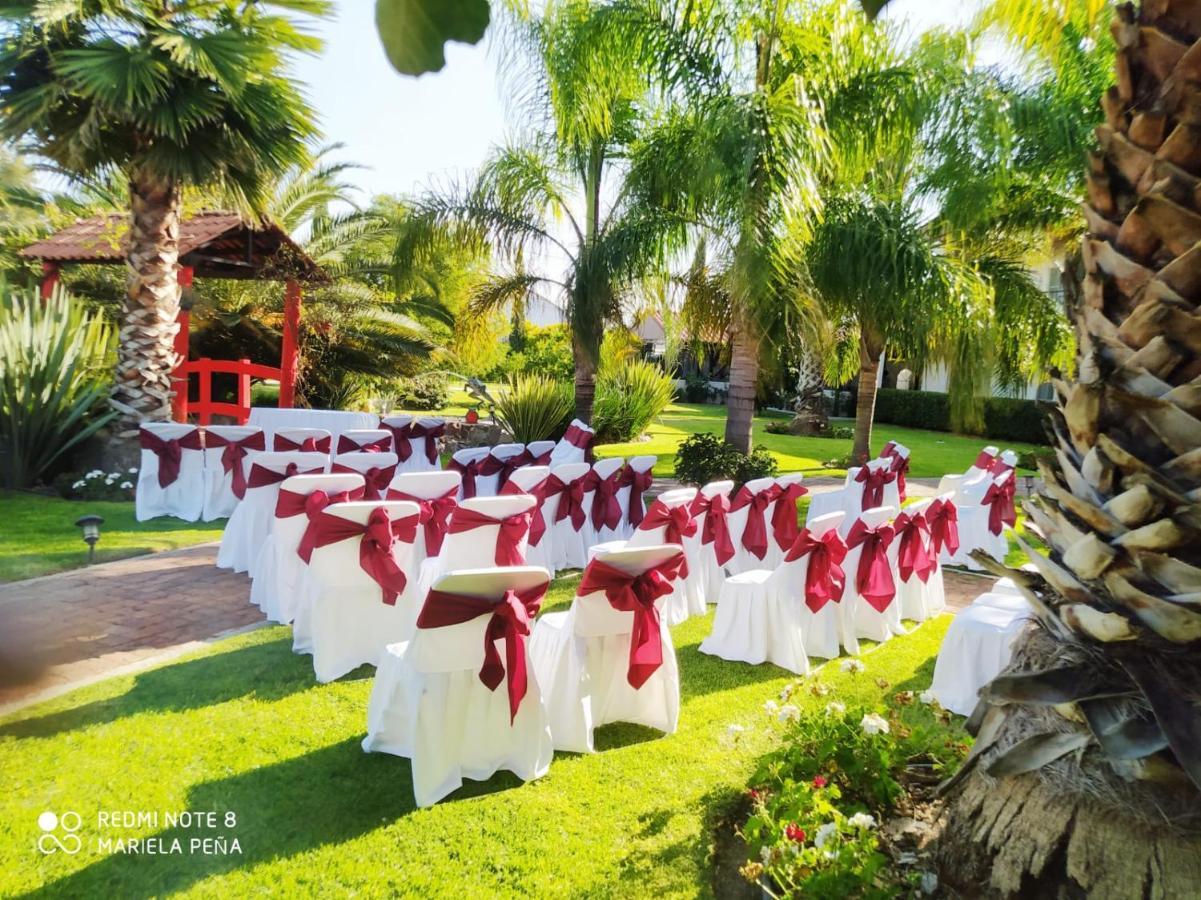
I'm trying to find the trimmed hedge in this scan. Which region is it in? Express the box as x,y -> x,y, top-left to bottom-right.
873,388 -> 1048,445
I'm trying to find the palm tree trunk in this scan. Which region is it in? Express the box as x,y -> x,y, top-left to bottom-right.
934,2 -> 1201,891
572,333 -> 597,424
724,324 -> 759,454
789,347 -> 828,435
110,170 -> 182,432
850,327 -> 882,465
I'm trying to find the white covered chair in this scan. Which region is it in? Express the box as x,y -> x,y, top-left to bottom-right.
379,415 -> 415,470
937,445 -> 999,496
880,441 -> 911,503
294,499 -> 421,682
931,593 -> 1031,715
404,417 -> 446,472
804,469 -> 855,527
890,498 -> 947,622
135,422 -> 205,522
583,457 -> 627,547
335,428 -> 392,455
942,472 -> 1013,569
417,494 -> 536,597
331,450 -> 399,501
501,466 -> 555,576
386,470 -> 460,561
272,427 -> 331,453
550,418 -> 595,465
686,480 -> 735,605
765,473 -> 807,568
840,505 -> 903,654
546,462 -> 592,571
989,449 -> 1019,476
201,425 -> 266,521
700,511 -> 848,672
617,456 -> 656,539
363,566 -> 554,807
526,440 -> 555,466
726,477 -> 779,575
530,544 -> 685,753
249,473 -> 366,623
216,451 -> 328,574
448,446 -> 491,500
475,443 -> 526,497
626,489 -> 700,624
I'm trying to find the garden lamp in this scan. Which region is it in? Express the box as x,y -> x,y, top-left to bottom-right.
1023,474 -> 1034,497
74,514 -> 104,564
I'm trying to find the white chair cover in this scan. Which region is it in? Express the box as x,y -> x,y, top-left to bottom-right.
416,494 -> 536,597
550,418 -> 595,465
250,473 -> 366,623
686,480 -> 735,605
135,422 -> 205,522
530,545 -> 684,753
840,505 -> 903,655
937,444 -> 999,496
548,462 -> 592,571
942,472 -> 1011,570
272,427 -> 332,453
408,417 -> 446,472
626,488 -> 700,624
476,443 -> 526,498
385,470 -> 461,561
449,446 -> 491,500
336,428 -> 393,455
618,455 -> 656,539
247,408 -> 377,448
804,470 -> 855,527
331,450 -> 399,501
890,498 -> 947,622
216,451 -> 328,574
526,440 -> 555,465
931,594 -> 1031,715
504,466 -> 554,576
200,425 -> 264,521
726,477 -> 779,575
362,566 -> 554,807
764,472 -> 806,569
584,457 -> 627,547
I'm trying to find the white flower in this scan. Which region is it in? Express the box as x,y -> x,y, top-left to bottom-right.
778,684 -> 794,702
760,846 -> 772,864
104,476 -> 116,484
919,689 -> 938,706
763,699 -> 779,715
87,470 -> 103,478
119,481 -> 133,490
726,723 -> 746,737
824,701 -> 846,717
128,467 -> 138,473
777,704 -> 800,723
840,658 -> 865,674
860,712 -> 890,735
920,871 -> 938,894
109,471 -> 121,478
848,812 -> 876,830
814,822 -> 838,849
72,480 -> 85,489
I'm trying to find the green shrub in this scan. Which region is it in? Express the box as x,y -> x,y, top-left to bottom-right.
873,388 -> 1048,445
54,467 -> 138,500
682,373 -> 709,403
674,432 -> 779,488
0,285 -> 116,488
493,374 -> 573,443
395,373 -> 450,411
487,324 -> 574,382
982,396 -> 1049,444
592,360 -> 675,442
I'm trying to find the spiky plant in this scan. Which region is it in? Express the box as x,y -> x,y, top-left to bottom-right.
935,1 -> 1201,892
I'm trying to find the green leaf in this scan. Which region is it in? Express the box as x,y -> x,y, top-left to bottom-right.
374,0 -> 490,76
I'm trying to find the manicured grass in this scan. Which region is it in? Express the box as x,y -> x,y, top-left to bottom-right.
0,491 -> 225,583
0,598 -> 956,898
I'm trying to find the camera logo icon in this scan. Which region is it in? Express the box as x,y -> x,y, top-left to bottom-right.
37,811 -> 82,855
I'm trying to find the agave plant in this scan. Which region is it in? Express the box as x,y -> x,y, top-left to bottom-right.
592,359 -> 676,443
0,285 -> 116,488
493,374 -> 573,444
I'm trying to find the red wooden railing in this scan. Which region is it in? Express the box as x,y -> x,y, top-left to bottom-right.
176,357 -> 286,425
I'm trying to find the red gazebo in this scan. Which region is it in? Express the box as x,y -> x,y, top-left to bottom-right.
20,211 -> 327,423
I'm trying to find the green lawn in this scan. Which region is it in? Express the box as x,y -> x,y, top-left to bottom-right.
0,592 -> 957,898
0,491 -> 225,583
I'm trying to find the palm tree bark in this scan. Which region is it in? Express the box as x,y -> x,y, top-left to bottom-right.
934,2 -> 1201,892
110,171 -> 182,432
572,333 -> 598,424
850,326 -> 883,464
788,347 -> 828,435
724,323 -> 760,453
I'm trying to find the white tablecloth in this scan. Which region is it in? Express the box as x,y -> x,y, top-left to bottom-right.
931,594 -> 1030,715
247,408 -> 378,444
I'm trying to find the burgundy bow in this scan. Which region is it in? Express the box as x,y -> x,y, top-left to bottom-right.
982,478 -> 1016,536
447,456 -> 481,499
305,506 -> 419,604
204,431 -> 265,500
479,452 -> 524,493
619,466 -> 654,527
972,450 -> 996,470
278,487 -> 366,563
500,477 -> 549,546
247,461 -> 324,489
926,499 -> 960,556
273,433 -> 330,453
638,501 -> 696,578
893,510 -> 935,583
845,519 -> 897,613
381,422 -> 413,462
730,484 -> 774,560
854,466 -> 895,510
785,527 -> 848,613
336,434 -> 391,454
890,454 -> 910,503
546,472 -> 588,531
578,554 -> 686,688
583,467 -> 623,531
408,421 -> 445,465
446,506 -> 532,565
562,424 -> 595,462
139,428 -> 203,488
530,447 -> 553,466
771,482 -> 809,550
691,493 -> 735,566
880,441 -> 897,458
331,462 -> 396,501
416,584 -> 546,722
385,487 -> 457,556
989,457 -> 1015,476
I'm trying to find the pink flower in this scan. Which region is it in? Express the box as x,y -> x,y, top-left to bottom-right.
785,823 -> 806,843
812,775 -> 827,789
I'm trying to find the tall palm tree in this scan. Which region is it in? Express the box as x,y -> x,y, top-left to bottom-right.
934,0 -> 1201,891
0,1 -> 326,431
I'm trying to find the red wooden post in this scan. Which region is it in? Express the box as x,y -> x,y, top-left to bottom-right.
279,279 -> 301,408
40,262 -> 60,303
237,358 -> 252,424
171,265 -> 194,422
197,358 -> 213,425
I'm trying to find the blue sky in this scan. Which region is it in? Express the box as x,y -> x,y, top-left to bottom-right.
292,0 -> 985,205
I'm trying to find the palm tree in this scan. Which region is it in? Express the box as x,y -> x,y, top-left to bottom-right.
933,0 -> 1201,890
0,1 -> 326,431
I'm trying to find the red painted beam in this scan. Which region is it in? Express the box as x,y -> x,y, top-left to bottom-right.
40,261 -> 60,303
279,279 -> 301,409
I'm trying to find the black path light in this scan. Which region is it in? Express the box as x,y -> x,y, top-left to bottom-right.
74,514 -> 104,564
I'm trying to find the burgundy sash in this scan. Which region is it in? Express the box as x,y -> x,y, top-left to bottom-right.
479,452 -> 524,493
771,482 -> 809,550
845,519 -> 896,613
246,461 -> 324,489
305,506 -> 419,604
446,506 -> 533,565
972,450 -> 995,470
381,422 -> 413,462
784,527 -> 848,613
619,466 -> 654,527
273,433 -> 331,453
893,510 -> 935,583
139,428 -> 203,488
578,553 -> 686,688
447,456 -> 481,499
277,487 -> 367,562
890,454 -> 909,503
330,461 -> 396,501
638,501 -> 697,577
730,484 -> 775,560
500,478 -> 549,546
529,446 -> 553,466
879,441 -> 897,458
854,465 -> 895,510
385,487 -> 457,556
562,424 -> 595,462
545,473 -> 588,531
416,584 -> 546,722
982,478 -> 1016,536
583,467 -> 623,531
691,493 -> 735,566
205,431 -> 266,500
926,499 -> 960,556
989,457 -> 1015,476
336,433 -> 391,454
408,421 -> 445,465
